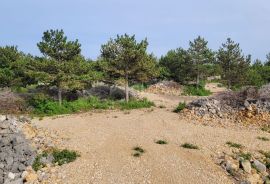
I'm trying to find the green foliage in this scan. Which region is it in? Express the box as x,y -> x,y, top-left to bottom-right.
131,83 -> 148,91
155,140 -> 168,145
261,125 -> 270,133
133,147 -> 145,153
238,152 -> 252,160
30,96 -> 154,116
182,85 -> 211,96
173,102 -> 186,113
226,141 -> 243,148
32,154 -> 46,171
257,136 -> 270,141
52,149 -> 79,166
101,34 -> 158,102
181,143 -> 199,149
217,38 -> 251,89
117,98 -> 154,110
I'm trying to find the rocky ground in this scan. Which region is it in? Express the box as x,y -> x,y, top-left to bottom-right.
30,89 -> 270,184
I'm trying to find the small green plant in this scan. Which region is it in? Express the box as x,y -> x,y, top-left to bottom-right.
173,102 -> 186,113
133,153 -> 141,157
226,141 -> 243,148
32,151 -> 49,171
132,146 -> 145,157
181,143 -> 199,149
238,152 -> 252,160
261,126 -> 270,133
259,150 -> 270,158
257,136 -> 270,141
52,149 -> 80,166
155,140 -> 168,145
133,146 -> 145,153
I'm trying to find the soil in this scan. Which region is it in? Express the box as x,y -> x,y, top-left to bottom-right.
32,90 -> 270,184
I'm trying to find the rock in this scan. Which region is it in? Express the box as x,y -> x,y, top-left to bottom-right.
253,160 -> 266,173
241,160 -> 252,174
8,172 -> 15,180
225,157 -> 239,173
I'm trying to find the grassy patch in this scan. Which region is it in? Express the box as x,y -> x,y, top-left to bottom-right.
226,141 -> 243,148
52,149 -> 80,166
29,95 -> 154,116
32,149 -> 79,171
155,140 -> 168,145
173,102 -> 186,113
261,126 -> 270,133
257,136 -> 270,141
181,143 -> 199,150
131,83 -> 148,91
259,150 -> 270,158
182,85 -> 212,96
133,152 -> 141,157
238,152 -> 252,160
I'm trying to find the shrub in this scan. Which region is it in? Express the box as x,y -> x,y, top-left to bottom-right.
133,146 -> 145,153
226,141 -> 243,148
182,85 -> 212,96
181,143 -> 199,149
173,102 -> 186,113
30,96 -> 154,116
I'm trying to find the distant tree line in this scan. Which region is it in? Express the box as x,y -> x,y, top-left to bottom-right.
1,29 -> 270,104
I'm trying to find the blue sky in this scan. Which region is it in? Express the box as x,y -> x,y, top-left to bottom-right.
1,0 -> 270,61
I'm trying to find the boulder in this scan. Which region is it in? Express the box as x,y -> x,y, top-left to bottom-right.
241,160 -> 252,174
253,160 -> 266,173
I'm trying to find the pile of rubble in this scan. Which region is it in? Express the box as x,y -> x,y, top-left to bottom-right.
0,115 -> 36,184
217,147 -> 270,184
185,84 -> 270,125
0,89 -> 26,114
145,81 -> 182,96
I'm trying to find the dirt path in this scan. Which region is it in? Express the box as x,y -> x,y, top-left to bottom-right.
33,93 -> 270,184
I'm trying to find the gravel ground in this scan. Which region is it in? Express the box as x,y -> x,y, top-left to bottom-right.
32,93 -> 270,184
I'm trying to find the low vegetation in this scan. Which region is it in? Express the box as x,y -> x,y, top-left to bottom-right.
261,125 -> 270,133
155,140 -> 168,145
257,136 -> 270,141
32,149 -> 79,171
181,143 -> 199,149
173,102 -> 186,113
29,95 -> 154,116
226,141 -> 243,148
132,146 -> 145,157
237,152 -> 252,160
182,85 -> 212,96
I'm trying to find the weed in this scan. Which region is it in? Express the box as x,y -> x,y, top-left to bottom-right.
181,143 -> 199,149
32,155 -> 46,171
238,152 -> 252,160
155,140 -> 168,145
261,126 -> 270,133
133,146 -> 145,153
259,150 -> 270,158
173,102 -> 186,113
257,136 -> 270,141
226,141 -> 243,148
133,153 -> 141,157
182,85 -> 212,96
52,149 -> 80,166
132,83 -> 148,91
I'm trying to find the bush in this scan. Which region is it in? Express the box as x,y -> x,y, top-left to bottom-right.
30,96 -> 154,116
132,83 -> 148,91
182,85 -> 212,96
226,141 -> 243,148
173,102 -> 186,113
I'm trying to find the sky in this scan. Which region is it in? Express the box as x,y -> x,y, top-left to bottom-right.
1,0 -> 270,61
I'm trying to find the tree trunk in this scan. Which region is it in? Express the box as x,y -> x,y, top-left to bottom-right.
125,74 -> 129,102
196,74 -> 199,89
58,86 -> 62,106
